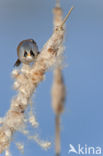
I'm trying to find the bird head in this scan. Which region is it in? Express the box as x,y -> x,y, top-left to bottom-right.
17,39 -> 39,65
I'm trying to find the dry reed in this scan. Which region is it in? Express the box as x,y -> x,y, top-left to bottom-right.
52,1 -> 73,155
52,2 -> 65,156
0,2 -> 73,155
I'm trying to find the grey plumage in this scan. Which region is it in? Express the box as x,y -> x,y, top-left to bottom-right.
14,39 -> 39,67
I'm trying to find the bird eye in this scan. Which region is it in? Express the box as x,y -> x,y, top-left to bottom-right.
30,50 -> 35,56
24,51 -> 27,57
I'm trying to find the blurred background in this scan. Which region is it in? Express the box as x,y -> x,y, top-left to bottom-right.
0,0 -> 103,156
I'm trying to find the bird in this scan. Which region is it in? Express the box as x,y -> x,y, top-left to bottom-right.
14,39 -> 39,67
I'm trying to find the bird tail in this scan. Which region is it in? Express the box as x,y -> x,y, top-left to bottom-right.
14,59 -> 21,67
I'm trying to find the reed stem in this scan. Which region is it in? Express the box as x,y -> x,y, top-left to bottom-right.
55,114 -> 60,156
60,6 -> 74,28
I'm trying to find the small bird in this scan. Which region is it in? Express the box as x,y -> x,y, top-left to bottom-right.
14,39 -> 39,67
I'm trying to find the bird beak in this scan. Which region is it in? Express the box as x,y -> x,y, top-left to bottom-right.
27,53 -> 31,56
